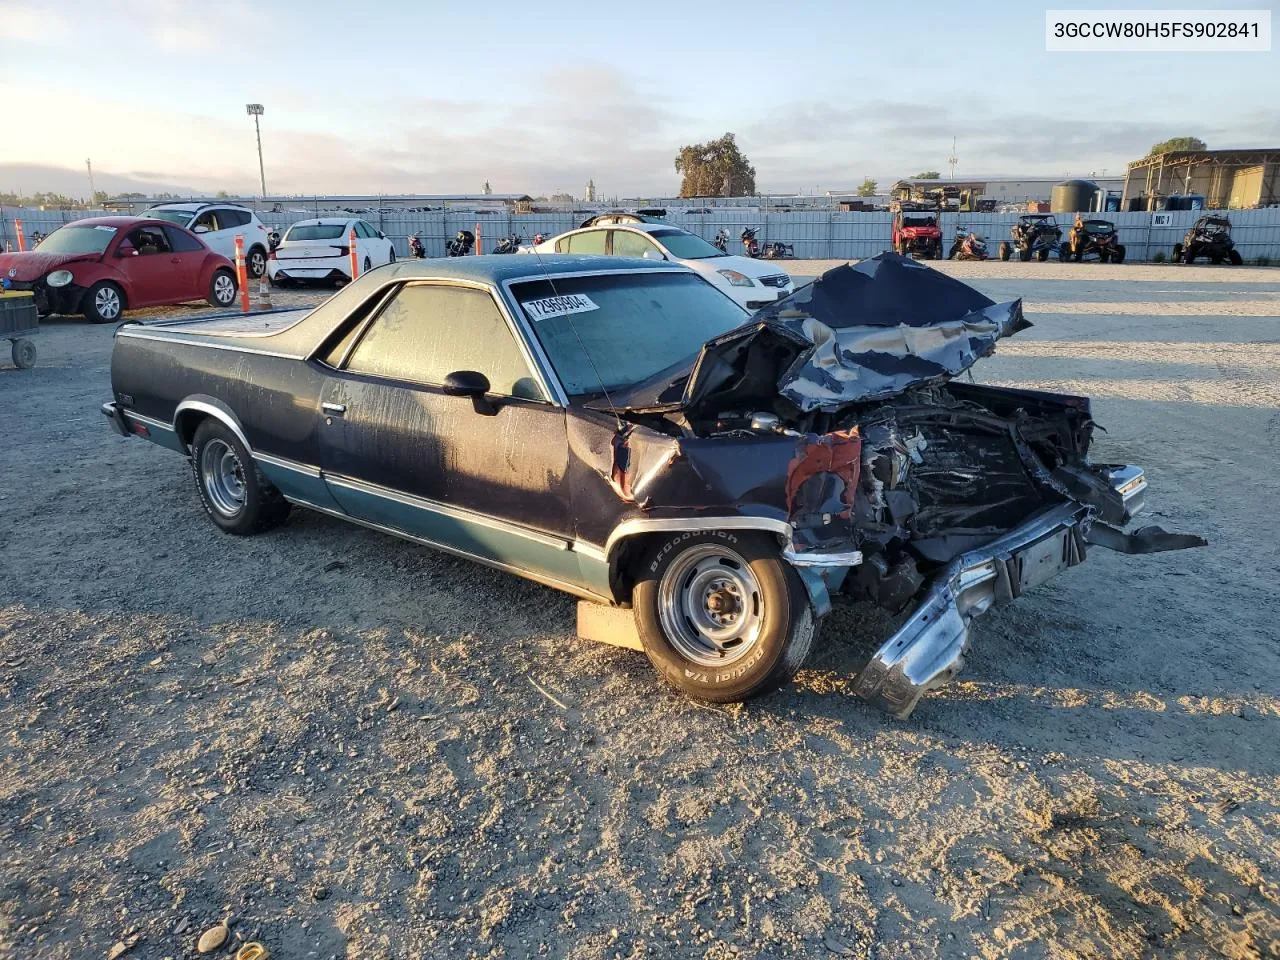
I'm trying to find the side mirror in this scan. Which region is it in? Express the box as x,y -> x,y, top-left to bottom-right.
116,244 -> 138,257
192,224 -> 210,234
442,370 -> 496,415
377,231 -> 386,239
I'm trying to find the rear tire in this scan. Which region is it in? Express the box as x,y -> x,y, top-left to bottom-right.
83,281 -> 124,323
999,242 -> 1011,261
1111,246 -> 1125,264
208,268 -> 237,308
632,531 -> 816,703
1184,246 -> 1197,264
1037,248 -> 1050,262
1228,249 -> 1243,266
1172,244 -> 1183,263
190,419 -> 290,535
247,246 -> 267,278
1099,250 -> 1110,263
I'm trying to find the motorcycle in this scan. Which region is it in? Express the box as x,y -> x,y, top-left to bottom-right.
713,228 -> 730,253
947,226 -> 988,261
445,229 -> 475,257
492,234 -> 524,255
267,228 -> 282,252
740,226 -> 793,259
531,233 -> 547,246
741,227 -> 760,257
408,233 -> 426,259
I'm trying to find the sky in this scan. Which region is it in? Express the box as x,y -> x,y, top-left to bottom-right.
1,0 -> 1276,199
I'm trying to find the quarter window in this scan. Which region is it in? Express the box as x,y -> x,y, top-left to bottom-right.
218,209 -> 252,228
343,284 -> 545,401
165,226 -> 204,252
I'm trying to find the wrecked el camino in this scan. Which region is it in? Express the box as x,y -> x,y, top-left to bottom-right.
102,253 -> 1204,716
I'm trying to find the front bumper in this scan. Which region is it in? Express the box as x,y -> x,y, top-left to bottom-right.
852,501 -> 1092,718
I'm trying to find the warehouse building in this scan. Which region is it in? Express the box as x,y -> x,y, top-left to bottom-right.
1121,149 -> 1279,210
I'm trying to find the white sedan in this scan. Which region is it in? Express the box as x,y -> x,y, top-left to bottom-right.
528,223 -> 794,310
267,217 -> 395,286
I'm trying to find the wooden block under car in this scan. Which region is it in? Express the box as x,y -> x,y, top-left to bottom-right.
576,601 -> 644,651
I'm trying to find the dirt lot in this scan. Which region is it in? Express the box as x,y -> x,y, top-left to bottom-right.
1,263 -> 1278,960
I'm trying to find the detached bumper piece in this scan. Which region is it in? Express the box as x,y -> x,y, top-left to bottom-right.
853,502 -> 1091,719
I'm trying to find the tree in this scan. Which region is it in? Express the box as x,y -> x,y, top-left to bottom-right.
1149,137 -> 1207,156
855,178 -> 878,197
92,190 -> 110,206
674,133 -> 756,198
550,192 -> 573,203
913,171 -> 942,179
216,190 -> 231,198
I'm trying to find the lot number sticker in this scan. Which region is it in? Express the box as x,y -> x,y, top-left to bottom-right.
522,294 -> 600,321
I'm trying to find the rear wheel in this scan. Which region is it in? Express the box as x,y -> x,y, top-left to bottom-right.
1184,245 -> 1198,264
1172,243 -> 1184,263
208,268 -> 237,308
1228,249 -> 1243,266
363,256 -> 372,273
1099,250 -> 1110,263
1111,246 -> 1126,264
1058,243 -> 1070,262
83,281 -> 124,323
632,531 -> 816,703
1210,253 -> 1223,265
247,246 -> 267,278
998,241 -> 1011,261
1037,248 -> 1050,262
190,419 -> 290,535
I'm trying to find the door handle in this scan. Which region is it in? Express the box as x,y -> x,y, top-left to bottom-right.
321,402 -> 346,416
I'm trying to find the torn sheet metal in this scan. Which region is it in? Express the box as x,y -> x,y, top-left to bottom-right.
676,253 -> 1030,415
785,428 -> 861,550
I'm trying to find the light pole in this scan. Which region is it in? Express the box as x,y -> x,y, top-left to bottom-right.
246,103 -> 266,197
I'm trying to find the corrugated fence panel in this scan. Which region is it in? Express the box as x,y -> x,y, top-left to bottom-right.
5,205 -> 1280,262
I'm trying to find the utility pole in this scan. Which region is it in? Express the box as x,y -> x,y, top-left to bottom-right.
86,158 -> 96,203
246,103 -> 266,197
947,137 -> 959,180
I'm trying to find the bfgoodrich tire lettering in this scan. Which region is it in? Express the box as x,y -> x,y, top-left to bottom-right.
632,530 -> 816,702
190,419 -> 290,535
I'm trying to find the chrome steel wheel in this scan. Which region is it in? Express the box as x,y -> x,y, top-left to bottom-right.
213,273 -> 236,304
95,286 -> 121,320
199,439 -> 246,517
657,543 -> 764,667
248,249 -> 266,277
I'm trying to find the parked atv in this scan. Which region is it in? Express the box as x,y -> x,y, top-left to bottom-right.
947,226 -> 988,261
891,207 -> 943,259
1172,215 -> 1243,265
1059,218 -> 1125,263
999,214 -> 1061,262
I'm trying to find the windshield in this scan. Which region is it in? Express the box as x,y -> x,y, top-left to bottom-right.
649,229 -> 725,260
512,273 -> 747,396
34,225 -> 117,255
285,223 -> 347,241
146,209 -> 194,226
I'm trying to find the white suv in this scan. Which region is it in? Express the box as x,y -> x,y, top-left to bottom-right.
145,202 -> 273,277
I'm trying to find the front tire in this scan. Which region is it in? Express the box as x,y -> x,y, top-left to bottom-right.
83,281 -> 124,323
190,419 -> 290,535
999,242 -> 1011,261
632,531 -> 816,703
247,246 -> 267,278
1228,249 -> 1243,266
208,268 -> 237,308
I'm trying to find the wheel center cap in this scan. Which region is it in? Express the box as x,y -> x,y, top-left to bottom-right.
706,588 -> 739,616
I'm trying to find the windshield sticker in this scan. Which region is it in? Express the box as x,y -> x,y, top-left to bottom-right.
94,225 -> 117,232
522,293 -> 600,321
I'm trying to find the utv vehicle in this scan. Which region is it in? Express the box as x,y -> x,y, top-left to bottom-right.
1059,219 -> 1126,263
891,206 -> 943,259
1172,215 -> 1243,265
999,214 -> 1062,262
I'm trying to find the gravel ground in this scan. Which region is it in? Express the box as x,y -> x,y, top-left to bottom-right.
1,263 -> 1278,960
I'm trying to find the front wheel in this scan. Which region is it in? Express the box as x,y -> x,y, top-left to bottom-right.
1228,249 -> 1243,266
1037,248 -> 1050,262
208,268 -> 237,308
83,281 -> 124,323
998,241 -> 1011,262
190,419 -> 290,535
1171,243 -> 1184,263
632,531 -> 816,703
1111,246 -> 1126,264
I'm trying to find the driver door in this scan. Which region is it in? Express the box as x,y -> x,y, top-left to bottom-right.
315,280 -> 590,591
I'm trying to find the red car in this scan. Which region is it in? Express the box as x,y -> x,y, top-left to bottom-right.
0,216 -> 238,323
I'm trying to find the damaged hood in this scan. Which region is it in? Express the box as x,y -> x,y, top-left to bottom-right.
610,253 -> 1030,416
0,251 -> 103,281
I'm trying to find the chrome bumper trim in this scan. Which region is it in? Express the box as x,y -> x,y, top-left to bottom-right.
852,502 -> 1092,719
782,547 -> 864,567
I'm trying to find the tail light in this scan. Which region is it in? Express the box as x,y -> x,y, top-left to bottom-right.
268,249 -> 277,260
336,245 -> 349,256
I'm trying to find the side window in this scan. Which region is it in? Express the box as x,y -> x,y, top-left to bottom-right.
344,285 -> 545,401
218,209 -> 251,228
128,226 -> 172,255
165,226 -> 204,252
360,221 -> 379,238
611,230 -> 657,259
192,210 -> 220,233
566,230 -> 607,254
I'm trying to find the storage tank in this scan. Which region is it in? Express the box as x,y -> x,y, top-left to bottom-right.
1051,179 -> 1101,213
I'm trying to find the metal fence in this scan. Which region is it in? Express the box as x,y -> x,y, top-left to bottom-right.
5,204 -> 1280,262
